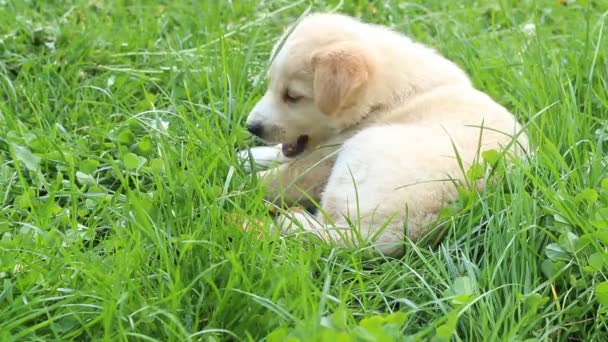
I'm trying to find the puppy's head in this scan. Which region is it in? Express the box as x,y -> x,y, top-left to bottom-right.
246,14 -> 376,157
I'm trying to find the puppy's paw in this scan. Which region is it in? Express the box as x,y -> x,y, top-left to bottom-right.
225,213 -> 267,239
274,207 -> 302,232
238,145 -> 289,173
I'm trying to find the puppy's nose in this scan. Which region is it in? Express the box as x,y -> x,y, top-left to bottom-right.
247,122 -> 264,137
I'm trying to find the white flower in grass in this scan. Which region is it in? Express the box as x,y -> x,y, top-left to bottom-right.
106,75 -> 115,89
522,23 -> 536,36
152,117 -> 169,131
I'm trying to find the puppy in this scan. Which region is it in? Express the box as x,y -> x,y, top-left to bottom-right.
239,13 -> 528,256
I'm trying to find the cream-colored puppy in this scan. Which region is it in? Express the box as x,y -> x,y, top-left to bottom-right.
239,13 -> 527,256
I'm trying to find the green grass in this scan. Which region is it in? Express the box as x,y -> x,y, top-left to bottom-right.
1,0 -> 607,340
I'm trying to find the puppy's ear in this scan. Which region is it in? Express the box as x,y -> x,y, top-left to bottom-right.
311,43 -> 372,115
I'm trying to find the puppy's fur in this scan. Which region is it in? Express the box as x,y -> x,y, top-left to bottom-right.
239,13 -> 528,256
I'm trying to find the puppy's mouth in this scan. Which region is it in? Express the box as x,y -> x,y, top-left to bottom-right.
282,135 -> 309,158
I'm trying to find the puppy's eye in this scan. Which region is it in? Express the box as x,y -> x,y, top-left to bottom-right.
283,89 -> 303,104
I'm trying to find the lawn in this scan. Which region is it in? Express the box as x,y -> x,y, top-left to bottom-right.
1,0 -> 608,340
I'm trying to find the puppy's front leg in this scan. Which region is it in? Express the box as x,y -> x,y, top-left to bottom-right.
257,147 -> 338,207
238,144 -> 290,173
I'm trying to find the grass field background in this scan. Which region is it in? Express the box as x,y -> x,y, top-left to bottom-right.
1,0 -> 608,340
